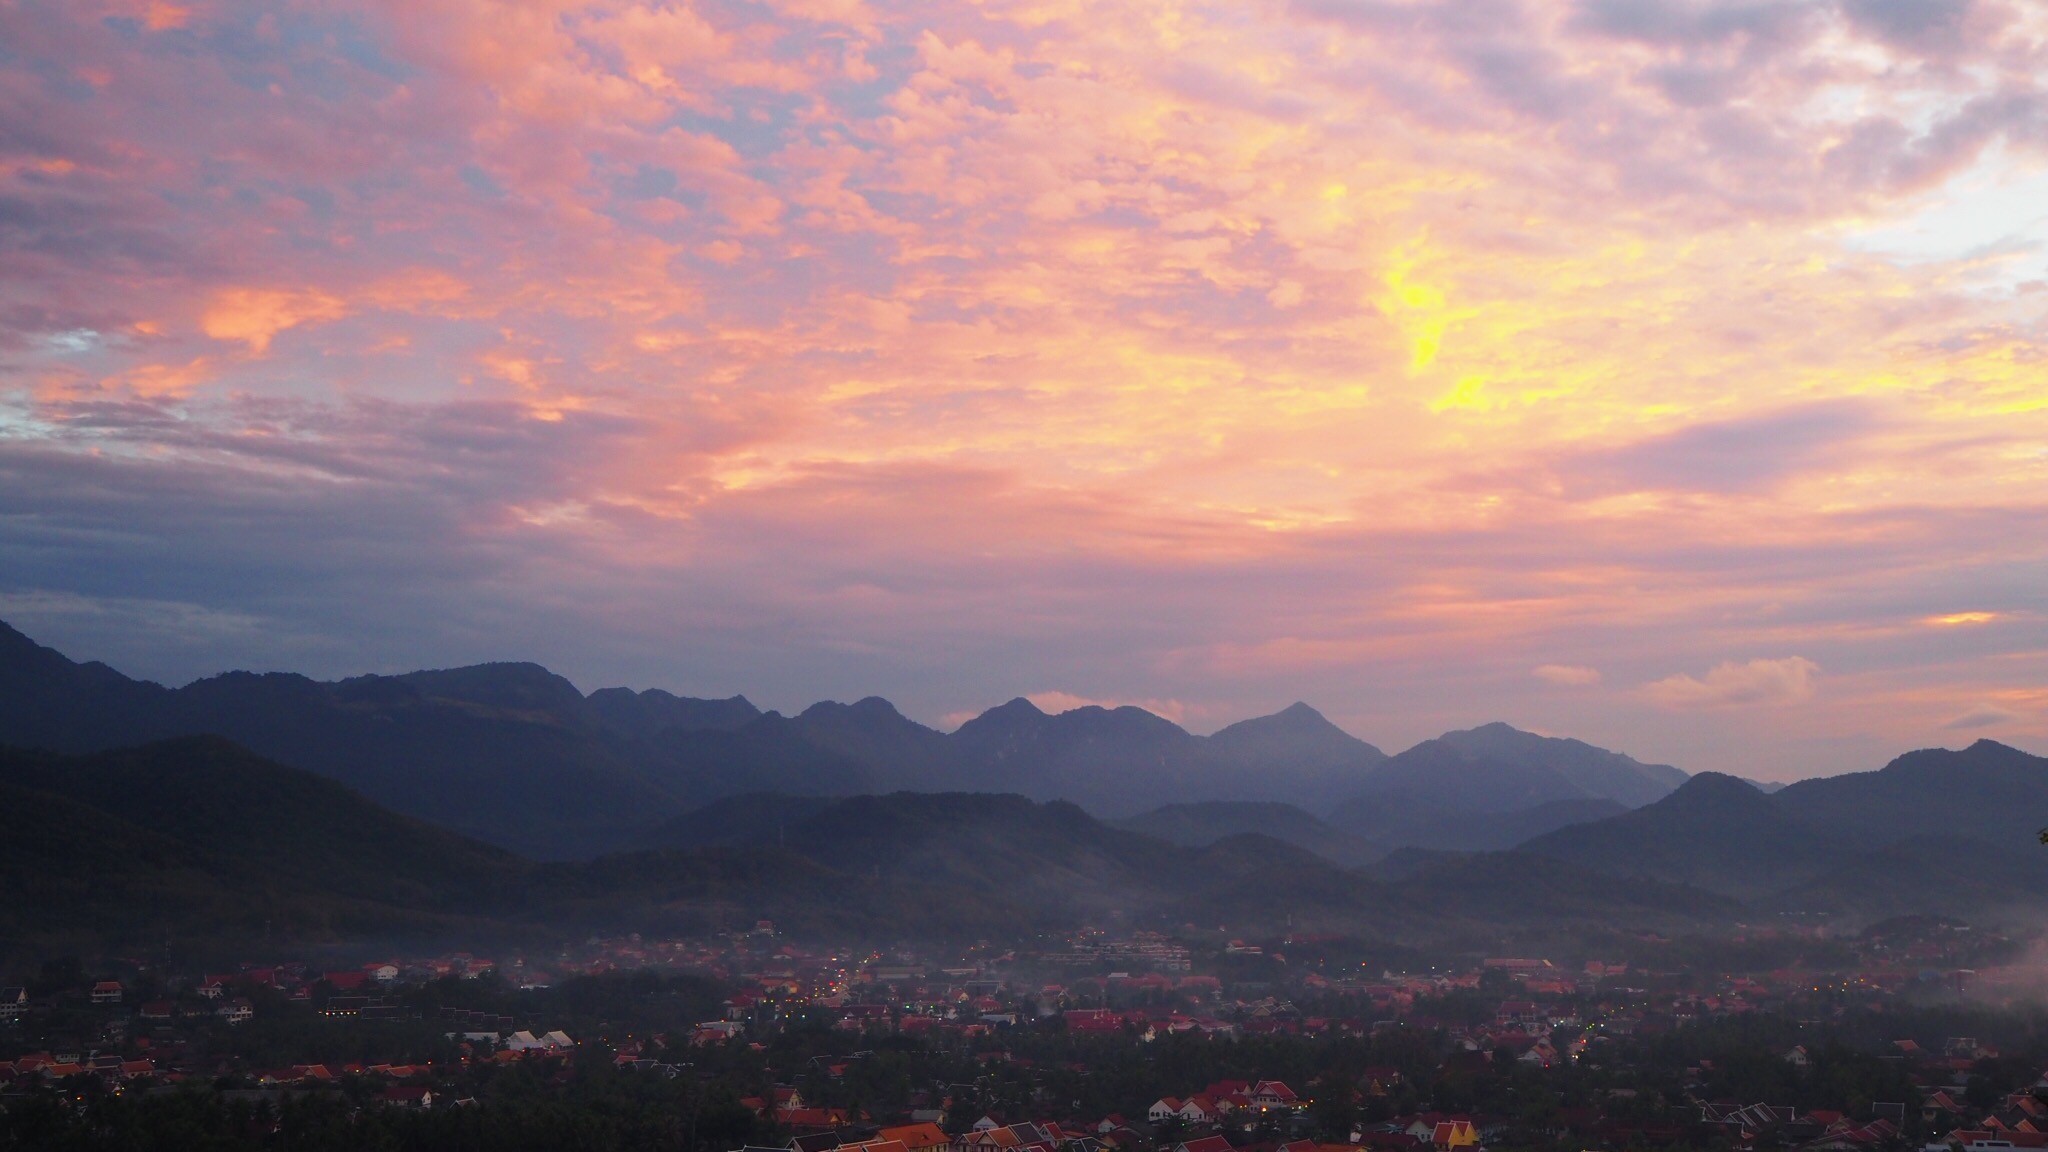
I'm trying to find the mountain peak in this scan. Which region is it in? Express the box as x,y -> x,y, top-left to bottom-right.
1879,738 -> 2044,776
1427,722 -> 1687,806
950,696 -> 1051,742
1662,771 -> 1768,807
798,695 -> 911,723
1211,701 -> 1369,744
394,661 -> 589,718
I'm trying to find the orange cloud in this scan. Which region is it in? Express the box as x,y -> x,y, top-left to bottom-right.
1643,658 -> 1821,710
200,289 -> 347,354
5,0 -> 2048,780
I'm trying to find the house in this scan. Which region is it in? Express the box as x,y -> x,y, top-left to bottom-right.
0,987 -> 25,1020
379,1086 -> 434,1108
1066,1009 -> 1125,1034
693,1021 -> 743,1045
504,1030 -> 574,1052
90,981 -> 123,1004
877,1124 -> 950,1152
196,980 -> 225,1000
1429,1120 -> 1478,1152
1783,1045 -> 1811,1067
138,1000 -> 176,1021
218,998 -> 255,1025
1250,1081 -> 1301,1111
1174,1137 -> 1235,1152
1151,1098 -> 1186,1123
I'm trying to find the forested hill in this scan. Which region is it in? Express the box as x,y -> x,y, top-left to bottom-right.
0,737 -> 1744,962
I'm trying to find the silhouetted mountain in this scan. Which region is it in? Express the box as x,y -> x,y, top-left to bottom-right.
1519,742 -> 2048,920
1436,722 -> 1685,805
1772,740 -> 2048,847
640,792 -> 841,849
1,621 -> 1432,851
1205,703 -> 1387,808
1763,835 -> 2048,922
640,790 -> 1737,938
1337,723 -> 1685,816
1400,850 -> 1745,926
939,698 -> 1397,816
947,698 -> 1208,814
1114,801 -> 1387,865
1331,793 -> 1629,852
792,697 -> 954,789
1517,773 -> 1838,898
0,736 -> 522,950
641,714 -> 876,800
585,686 -> 761,739
0,623 -> 687,857
1463,797 -> 1631,847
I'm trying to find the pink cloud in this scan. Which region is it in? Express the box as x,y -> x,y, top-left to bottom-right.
1642,657 -> 1822,709
0,0 -> 2045,779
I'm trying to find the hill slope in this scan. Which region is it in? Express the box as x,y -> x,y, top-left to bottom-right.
1114,800 -> 1387,865
1517,742 -> 2048,920
0,737 -> 528,953
1337,723 -> 1685,816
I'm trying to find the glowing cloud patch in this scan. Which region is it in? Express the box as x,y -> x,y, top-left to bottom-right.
1924,612 -> 2000,627
1025,691 -> 1188,725
1641,658 -> 1820,710
200,289 -> 348,354
1532,664 -> 1602,687
1942,704 -> 2020,730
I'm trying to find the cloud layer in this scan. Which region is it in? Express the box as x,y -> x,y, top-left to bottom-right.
1643,657 -> 1822,710
2,0 -> 2046,777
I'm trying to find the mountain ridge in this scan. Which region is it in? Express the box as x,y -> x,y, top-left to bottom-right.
7,619 -> 1678,850
1517,743 -> 2048,918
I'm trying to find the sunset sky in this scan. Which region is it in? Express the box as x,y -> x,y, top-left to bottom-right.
3,0 -> 2046,780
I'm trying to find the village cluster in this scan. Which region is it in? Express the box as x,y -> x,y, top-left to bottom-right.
3,922 -> 2047,1152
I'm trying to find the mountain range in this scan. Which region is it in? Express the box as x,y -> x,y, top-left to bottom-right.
1520,742 -> 2048,919
8,617 -> 2045,946
0,736 -> 1737,963
1,730 -> 2043,963
0,621 -> 1686,856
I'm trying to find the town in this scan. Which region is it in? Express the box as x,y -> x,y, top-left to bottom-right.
5,919 -> 2047,1151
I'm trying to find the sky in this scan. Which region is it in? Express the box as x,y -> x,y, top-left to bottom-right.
2,0 -> 2046,781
